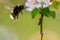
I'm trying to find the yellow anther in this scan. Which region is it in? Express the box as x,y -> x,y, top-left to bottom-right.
31,0 -> 37,5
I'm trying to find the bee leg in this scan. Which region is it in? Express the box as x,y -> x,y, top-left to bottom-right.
16,14 -> 18,19
21,11 -> 23,14
14,15 -> 18,21
13,15 -> 16,20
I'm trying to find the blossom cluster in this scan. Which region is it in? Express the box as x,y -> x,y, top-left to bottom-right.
25,0 -> 52,11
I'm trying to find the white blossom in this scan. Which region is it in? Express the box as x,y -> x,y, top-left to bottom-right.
25,0 -> 52,11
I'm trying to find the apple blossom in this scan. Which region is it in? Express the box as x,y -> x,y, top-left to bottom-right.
25,0 -> 52,11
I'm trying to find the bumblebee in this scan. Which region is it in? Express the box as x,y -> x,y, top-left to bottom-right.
10,4 -> 24,20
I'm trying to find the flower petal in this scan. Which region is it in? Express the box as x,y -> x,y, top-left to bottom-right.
26,8 -> 33,11
27,0 -> 32,2
43,4 -> 49,8
25,3 -> 30,7
43,2 -> 52,8
43,0 -> 52,8
36,0 -> 41,3
44,0 -> 50,3
35,4 -> 41,8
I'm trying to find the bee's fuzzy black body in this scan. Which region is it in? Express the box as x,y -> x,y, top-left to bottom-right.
11,5 -> 24,20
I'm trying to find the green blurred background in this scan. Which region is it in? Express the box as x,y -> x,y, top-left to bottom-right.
0,0 -> 60,40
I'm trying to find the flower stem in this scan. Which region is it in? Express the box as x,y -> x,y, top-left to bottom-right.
40,13 -> 43,40
38,9 -> 43,40
39,4 -> 43,40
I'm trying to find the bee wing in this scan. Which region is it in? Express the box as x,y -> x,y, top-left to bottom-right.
4,3 -> 14,10
0,0 -> 15,10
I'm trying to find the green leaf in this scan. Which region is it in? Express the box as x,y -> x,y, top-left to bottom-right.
43,7 -> 56,18
49,11 -> 56,18
31,8 -> 40,19
43,7 -> 50,17
52,1 -> 60,9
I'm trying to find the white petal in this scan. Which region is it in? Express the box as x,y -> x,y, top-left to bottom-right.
25,3 -> 30,7
49,2 -> 52,5
43,2 -> 52,8
27,0 -> 32,2
26,5 -> 36,11
44,0 -> 50,3
26,8 -> 34,11
35,4 -> 41,8
10,14 -> 14,20
36,0 -> 41,3
43,4 -> 49,8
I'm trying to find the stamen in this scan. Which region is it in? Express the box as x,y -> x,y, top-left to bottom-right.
31,0 -> 37,5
